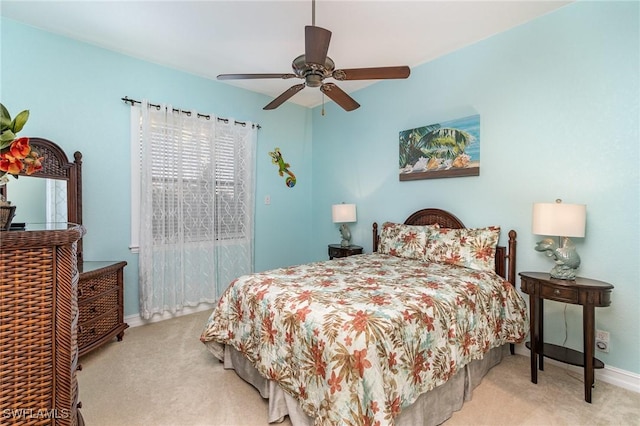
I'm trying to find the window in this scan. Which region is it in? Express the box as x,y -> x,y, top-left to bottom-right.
130,103 -> 255,250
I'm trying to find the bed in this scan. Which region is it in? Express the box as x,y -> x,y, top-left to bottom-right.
201,208 -> 528,425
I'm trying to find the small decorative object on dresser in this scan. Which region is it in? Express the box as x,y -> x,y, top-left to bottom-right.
0,203 -> 16,230
532,200 -> 587,280
519,271 -> 613,403
328,243 -> 363,259
332,203 -> 357,247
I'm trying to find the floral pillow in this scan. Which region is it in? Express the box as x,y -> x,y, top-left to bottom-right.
425,226 -> 500,272
378,222 -> 439,260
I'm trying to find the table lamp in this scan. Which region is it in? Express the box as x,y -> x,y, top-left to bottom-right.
532,199 -> 586,280
332,203 -> 357,247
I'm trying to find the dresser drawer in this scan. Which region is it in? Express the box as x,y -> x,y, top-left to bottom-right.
78,272 -> 118,300
541,285 -> 579,304
79,288 -> 118,320
78,261 -> 127,357
78,308 -> 120,349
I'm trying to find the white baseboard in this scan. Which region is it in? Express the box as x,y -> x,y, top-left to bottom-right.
125,303 -> 215,328
513,344 -> 640,394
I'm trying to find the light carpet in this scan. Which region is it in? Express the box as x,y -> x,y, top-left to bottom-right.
77,310 -> 639,426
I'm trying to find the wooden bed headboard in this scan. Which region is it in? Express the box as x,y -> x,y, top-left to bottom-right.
372,208 -> 517,286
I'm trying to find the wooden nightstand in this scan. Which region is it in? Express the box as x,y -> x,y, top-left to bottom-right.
328,244 -> 363,259
519,272 -> 613,403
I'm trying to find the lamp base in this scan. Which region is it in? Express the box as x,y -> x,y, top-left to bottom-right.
535,237 -> 581,280
549,265 -> 578,280
339,223 -> 352,247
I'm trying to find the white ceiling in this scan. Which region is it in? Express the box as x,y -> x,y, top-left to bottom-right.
1,0 -> 571,109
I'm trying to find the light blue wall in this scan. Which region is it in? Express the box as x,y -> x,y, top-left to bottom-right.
1,17 -> 314,317
311,1 -> 639,374
1,1 -> 638,374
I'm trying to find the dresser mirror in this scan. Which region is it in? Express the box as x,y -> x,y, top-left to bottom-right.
2,137 -> 83,261
3,137 -> 128,355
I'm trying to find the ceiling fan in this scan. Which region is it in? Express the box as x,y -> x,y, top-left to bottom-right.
217,0 -> 410,112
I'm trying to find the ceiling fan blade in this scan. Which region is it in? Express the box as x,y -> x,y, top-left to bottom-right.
217,73 -> 296,80
305,26 -> 332,65
320,83 -> 360,112
332,66 -> 411,81
263,84 -> 306,110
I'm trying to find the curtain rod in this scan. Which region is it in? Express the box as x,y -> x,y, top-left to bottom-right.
121,96 -> 261,129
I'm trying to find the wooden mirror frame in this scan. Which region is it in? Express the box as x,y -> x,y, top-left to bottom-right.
3,137 -> 84,262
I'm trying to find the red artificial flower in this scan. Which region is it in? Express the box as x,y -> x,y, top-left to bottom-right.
0,105 -> 39,179
9,137 -> 31,159
0,153 -> 24,175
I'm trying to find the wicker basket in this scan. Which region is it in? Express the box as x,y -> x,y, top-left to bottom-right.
0,205 -> 16,231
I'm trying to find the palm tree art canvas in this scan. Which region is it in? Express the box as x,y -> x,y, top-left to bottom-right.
399,114 -> 480,181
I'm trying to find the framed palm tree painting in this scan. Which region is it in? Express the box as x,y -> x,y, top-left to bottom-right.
399,114 -> 480,181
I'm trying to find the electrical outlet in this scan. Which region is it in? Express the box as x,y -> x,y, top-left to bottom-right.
595,329 -> 610,353
264,195 -> 271,205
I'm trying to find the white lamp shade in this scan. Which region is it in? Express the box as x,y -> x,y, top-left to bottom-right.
532,202 -> 586,238
332,204 -> 357,223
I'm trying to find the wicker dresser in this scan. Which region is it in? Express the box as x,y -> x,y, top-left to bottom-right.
0,224 -> 86,425
78,261 -> 128,357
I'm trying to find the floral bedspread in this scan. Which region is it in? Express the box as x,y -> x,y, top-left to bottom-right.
200,253 -> 528,426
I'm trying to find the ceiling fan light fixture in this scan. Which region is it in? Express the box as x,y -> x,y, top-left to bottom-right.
305,74 -> 323,88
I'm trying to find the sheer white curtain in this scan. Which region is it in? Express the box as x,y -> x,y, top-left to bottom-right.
45,178 -> 67,222
132,100 -> 256,319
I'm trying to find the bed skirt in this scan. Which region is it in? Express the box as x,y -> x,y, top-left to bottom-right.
211,342 -> 507,426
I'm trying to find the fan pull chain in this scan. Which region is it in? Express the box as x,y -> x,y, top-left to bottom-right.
321,91 -> 325,116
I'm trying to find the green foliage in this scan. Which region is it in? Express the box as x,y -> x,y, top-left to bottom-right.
399,125 -> 474,168
0,103 -> 30,150
399,124 -> 440,168
422,128 -> 473,159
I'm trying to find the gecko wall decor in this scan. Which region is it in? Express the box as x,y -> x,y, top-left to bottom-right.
269,147 -> 296,188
